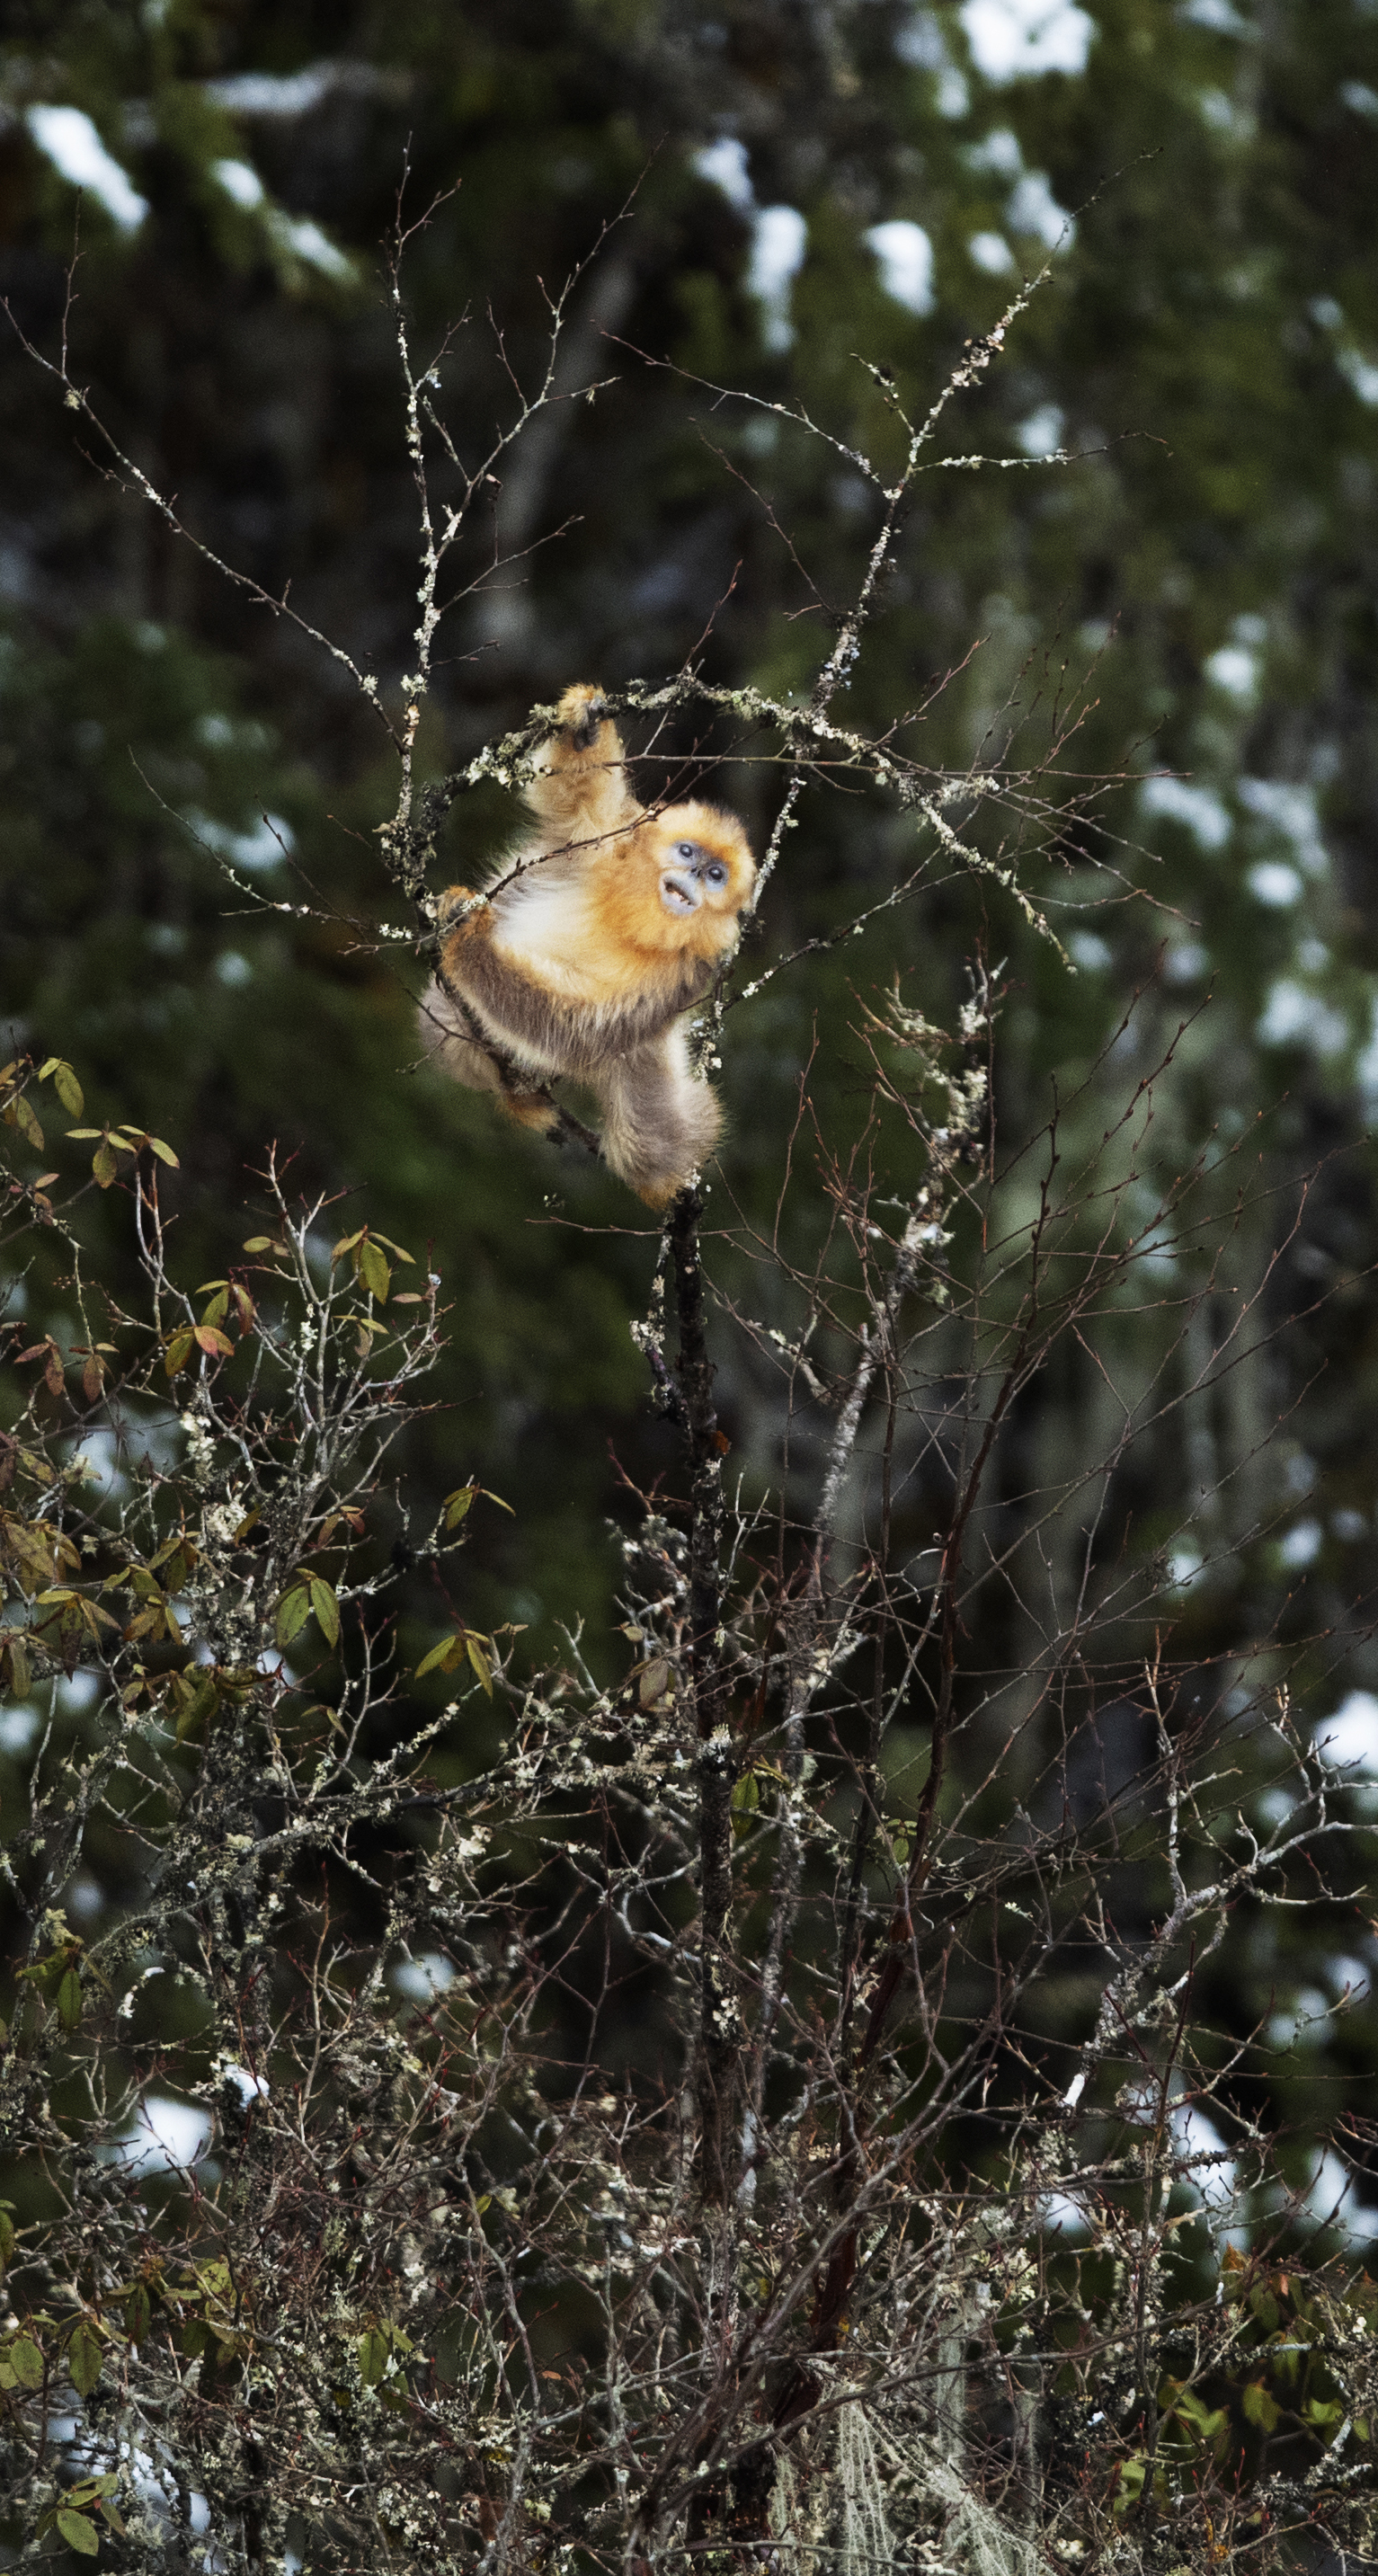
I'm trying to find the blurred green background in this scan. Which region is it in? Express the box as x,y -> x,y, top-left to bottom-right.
5,0 -> 1378,2207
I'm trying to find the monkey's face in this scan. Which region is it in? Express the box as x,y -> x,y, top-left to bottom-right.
659,838 -> 735,916
645,806 -> 755,955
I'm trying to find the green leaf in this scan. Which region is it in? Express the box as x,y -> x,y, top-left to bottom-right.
164,1329 -> 194,1376
124,2283 -> 150,2344
0,2209 -> 13,2276
147,1136 -> 179,1167
97,2496 -> 127,2537
242,1236 -> 275,1252
1112,2455 -> 1146,2515
730,1770 -> 760,1838
174,1676 -> 218,1745
308,1577 -> 341,1648
93,1141 -> 117,1189
276,1586 -> 312,1646
1242,2378 -> 1281,2432
1303,2395 -> 1346,2429
12,1094 -> 43,1150
466,1633 -> 493,1695
358,2326 -> 389,2387
67,2316 -> 102,2396
57,1966 -> 82,2032
9,2333 -> 43,2388
57,2509 -> 100,2555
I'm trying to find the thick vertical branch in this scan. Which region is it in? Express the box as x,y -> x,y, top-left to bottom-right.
670,1184 -> 737,2207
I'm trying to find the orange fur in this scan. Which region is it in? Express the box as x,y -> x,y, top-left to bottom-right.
419,687 -> 756,1204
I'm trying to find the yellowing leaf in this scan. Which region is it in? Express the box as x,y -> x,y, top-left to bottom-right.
147,1136 -> 179,1167
415,1633 -> 463,1679
358,1239 -> 390,1302
9,2335 -> 43,2389
40,1061 -> 84,1117
164,1330 -> 194,1377
93,1141 -> 117,1189
466,1633 -> 493,1695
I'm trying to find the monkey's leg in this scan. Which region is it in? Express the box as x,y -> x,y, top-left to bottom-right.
592,1027 -> 723,1207
419,975 -> 557,1132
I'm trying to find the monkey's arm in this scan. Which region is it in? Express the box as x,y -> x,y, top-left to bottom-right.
524,683 -> 640,849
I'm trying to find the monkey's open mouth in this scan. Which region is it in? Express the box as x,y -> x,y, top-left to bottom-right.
660,871 -> 701,914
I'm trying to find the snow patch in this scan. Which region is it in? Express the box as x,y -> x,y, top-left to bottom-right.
961,0 -> 1093,81
26,106 -> 147,233
865,219 -> 935,315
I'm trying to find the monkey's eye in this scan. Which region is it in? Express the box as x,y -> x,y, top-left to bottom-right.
703,860 -> 728,890
675,840 -> 697,860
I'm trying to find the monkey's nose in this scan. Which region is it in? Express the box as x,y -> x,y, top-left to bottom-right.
660,871 -> 701,914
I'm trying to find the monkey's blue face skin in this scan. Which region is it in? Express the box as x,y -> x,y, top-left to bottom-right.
660,840 -> 732,913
